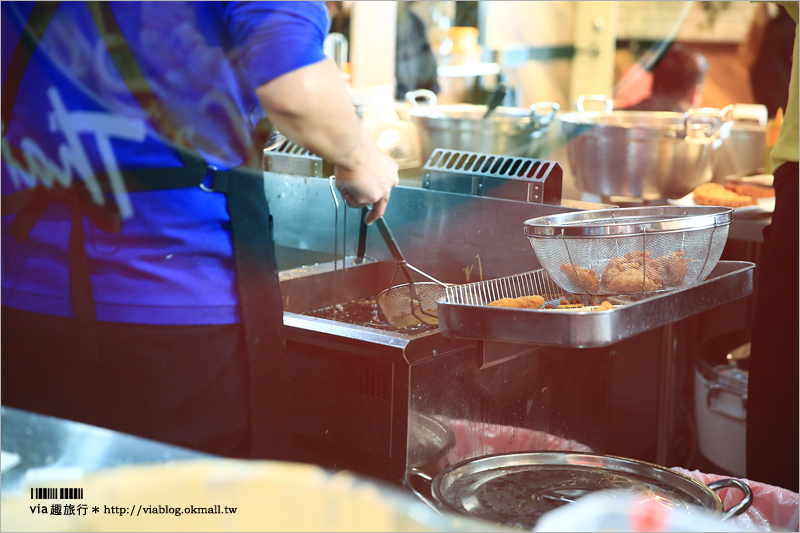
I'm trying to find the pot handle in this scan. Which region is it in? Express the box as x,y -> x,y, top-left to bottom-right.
575,95 -> 613,113
707,478 -> 753,521
530,102 -> 560,126
404,467 -> 442,514
684,105 -> 735,138
405,89 -> 437,108
705,383 -> 747,421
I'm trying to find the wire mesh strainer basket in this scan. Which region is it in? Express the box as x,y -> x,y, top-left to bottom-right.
373,217 -> 449,329
524,206 -> 733,296
377,280 -> 446,329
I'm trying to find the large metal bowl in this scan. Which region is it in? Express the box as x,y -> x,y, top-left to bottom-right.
559,96 -> 733,200
406,89 -> 559,163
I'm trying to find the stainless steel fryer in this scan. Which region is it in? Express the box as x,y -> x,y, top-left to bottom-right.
261,144 -> 755,486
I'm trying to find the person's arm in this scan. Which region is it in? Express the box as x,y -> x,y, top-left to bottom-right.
255,58 -> 398,223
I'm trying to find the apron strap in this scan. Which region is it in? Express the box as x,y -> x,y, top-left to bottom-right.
214,167 -> 293,460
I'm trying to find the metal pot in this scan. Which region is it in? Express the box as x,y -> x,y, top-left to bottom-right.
559,95 -> 733,200
406,451 -> 752,530
405,89 -> 559,163
712,104 -> 768,182
695,341 -> 749,477
408,412 -> 456,474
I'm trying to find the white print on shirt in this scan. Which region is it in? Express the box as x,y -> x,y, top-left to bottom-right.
2,87 -> 145,219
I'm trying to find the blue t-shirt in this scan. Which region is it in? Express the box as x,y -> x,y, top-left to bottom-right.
1,1 -> 329,324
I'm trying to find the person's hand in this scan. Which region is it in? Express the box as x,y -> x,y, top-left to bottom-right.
335,140 -> 398,224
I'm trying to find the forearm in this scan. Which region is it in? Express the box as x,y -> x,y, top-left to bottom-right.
254,58 -> 397,221
255,58 -> 368,171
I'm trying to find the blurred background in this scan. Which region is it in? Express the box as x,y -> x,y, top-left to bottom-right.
325,0 -> 791,114
315,1 -> 792,202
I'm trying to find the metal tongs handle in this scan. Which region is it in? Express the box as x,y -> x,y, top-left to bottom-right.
355,207 -> 369,264
374,217 -> 447,286
375,216 -> 406,263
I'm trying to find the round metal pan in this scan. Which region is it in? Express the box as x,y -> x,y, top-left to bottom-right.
415,451 -> 752,530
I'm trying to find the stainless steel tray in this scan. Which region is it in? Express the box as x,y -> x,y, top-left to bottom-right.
438,261 -> 754,348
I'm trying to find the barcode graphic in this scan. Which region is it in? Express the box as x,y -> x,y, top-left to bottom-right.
30,487 -> 83,499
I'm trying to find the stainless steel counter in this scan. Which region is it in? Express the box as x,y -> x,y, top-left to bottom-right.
0,407 -> 210,497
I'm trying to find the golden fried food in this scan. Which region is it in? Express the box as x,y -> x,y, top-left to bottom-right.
693,183 -> 757,208
602,268 -> 661,293
650,250 -> 690,287
488,298 -> 525,308
488,295 -> 545,309
560,263 -> 600,293
601,251 -> 658,293
516,295 -> 545,309
600,249 -> 691,293
592,300 -> 614,312
601,251 -> 651,292
725,183 -> 774,199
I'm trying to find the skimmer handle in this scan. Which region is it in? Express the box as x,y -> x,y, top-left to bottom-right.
375,217 -> 407,264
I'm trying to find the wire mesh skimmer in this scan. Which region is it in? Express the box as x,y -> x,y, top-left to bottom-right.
374,217 -> 448,329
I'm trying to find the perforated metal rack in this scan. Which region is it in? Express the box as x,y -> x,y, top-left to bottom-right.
422,149 -> 562,204
263,135 -> 325,178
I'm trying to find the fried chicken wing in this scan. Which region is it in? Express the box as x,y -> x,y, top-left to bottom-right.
602,268 -> 661,293
600,249 -> 690,293
560,263 -> 600,293
651,250 -> 690,287
601,250 -> 661,293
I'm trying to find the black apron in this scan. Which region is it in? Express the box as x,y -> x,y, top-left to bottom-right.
1,2 -> 292,460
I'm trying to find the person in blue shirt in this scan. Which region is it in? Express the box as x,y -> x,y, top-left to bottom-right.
1,2 -> 398,459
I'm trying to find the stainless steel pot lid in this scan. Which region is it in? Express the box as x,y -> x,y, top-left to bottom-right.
430,452 -> 751,530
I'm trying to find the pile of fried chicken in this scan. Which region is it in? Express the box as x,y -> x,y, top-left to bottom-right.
561,249 -> 690,295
